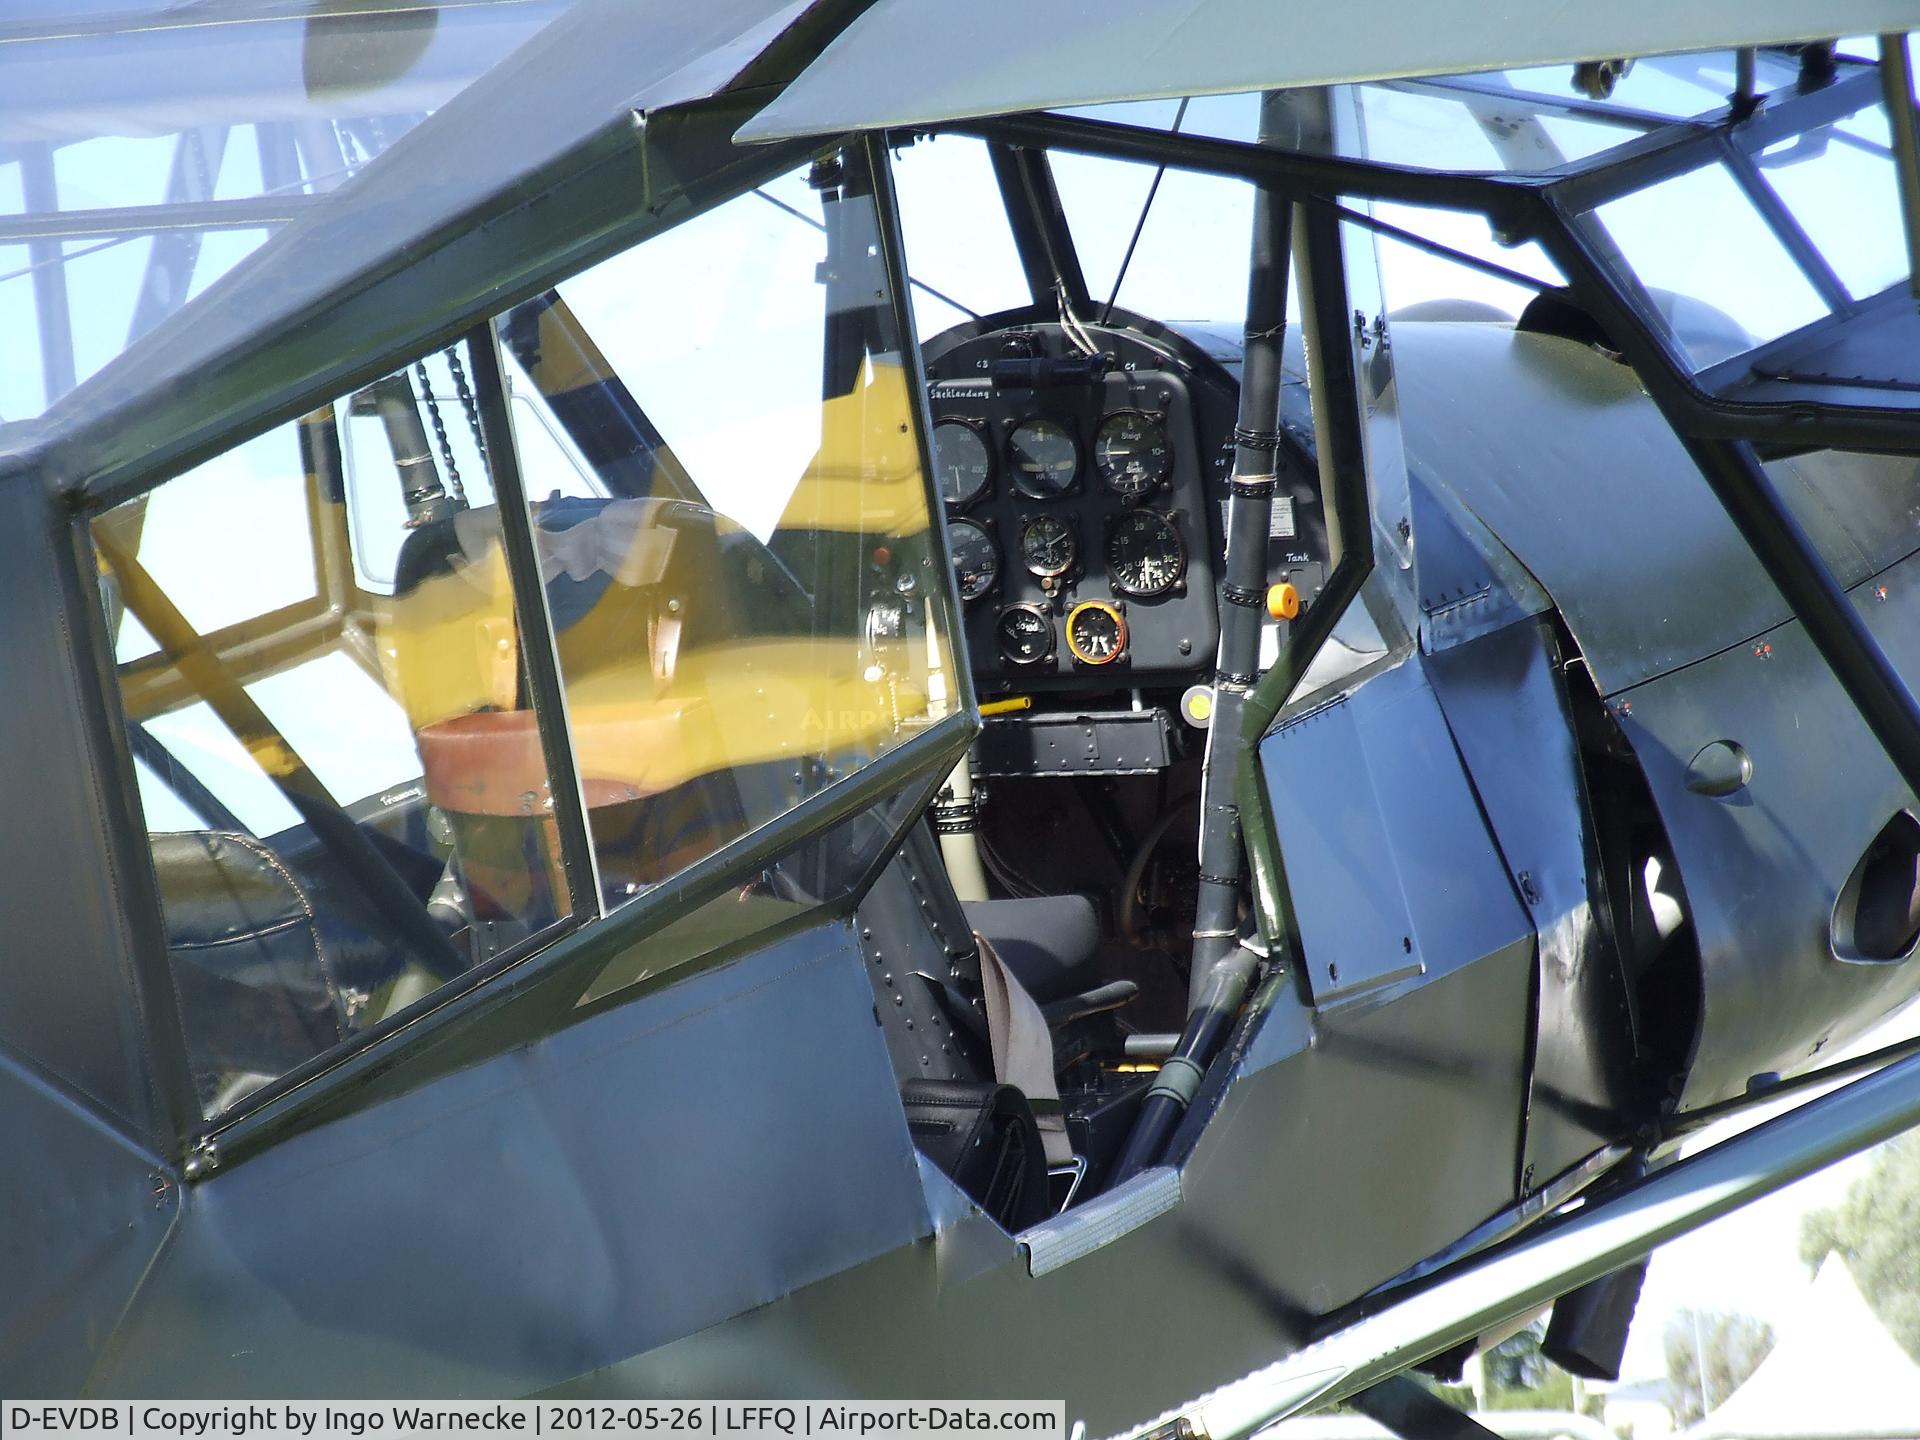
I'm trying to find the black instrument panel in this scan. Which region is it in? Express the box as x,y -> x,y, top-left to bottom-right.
925,319 -> 1324,694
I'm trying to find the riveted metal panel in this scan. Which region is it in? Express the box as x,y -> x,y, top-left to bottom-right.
1408,470 -> 1550,655
548,946 -> 1531,1435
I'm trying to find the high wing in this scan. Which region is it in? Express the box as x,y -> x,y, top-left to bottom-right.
737,0 -> 1920,140
25,0 -> 848,503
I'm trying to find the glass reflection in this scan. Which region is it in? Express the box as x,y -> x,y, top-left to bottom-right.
495,153 -> 957,912
95,341 -> 566,1115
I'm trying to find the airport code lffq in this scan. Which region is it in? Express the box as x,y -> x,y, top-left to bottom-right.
4,1405 -> 1069,1440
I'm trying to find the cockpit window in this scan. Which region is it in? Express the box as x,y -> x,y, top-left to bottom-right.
94,153 -> 956,1115
498,158 -> 956,913
1501,50 -> 1811,119
0,1 -> 573,423
1587,162 -> 1834,370
1055,153 -> 1258,326
890,134 -> 1032,335
1755,103 -> 1910,302
94,339 -> 570,1116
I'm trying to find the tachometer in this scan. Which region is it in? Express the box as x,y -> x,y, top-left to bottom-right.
1107,509 -> 1186,598
1007,418 -> 1079,499
1094,412 -> 1172,495
1019,515 -> 1078,578
995,604 -> 1054,666
947,518 -> 999,604
1065,600 -> 1128,666
932,418 -> 992,506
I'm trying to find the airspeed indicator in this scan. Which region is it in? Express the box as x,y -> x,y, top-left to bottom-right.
932,419 -> 992,506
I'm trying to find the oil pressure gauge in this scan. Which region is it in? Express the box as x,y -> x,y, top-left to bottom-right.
1065,599 -> 1128,666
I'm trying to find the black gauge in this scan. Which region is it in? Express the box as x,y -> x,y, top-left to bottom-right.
947,518 -> 999,604
1064,600 -> 1128,666
932,418 -> 992,506
1094,412 -> 1172,495
1020,515 -> 1078,578
995,604 -> 1054,666
1107,509 -> 1186,598
1006,418 -> 1079,499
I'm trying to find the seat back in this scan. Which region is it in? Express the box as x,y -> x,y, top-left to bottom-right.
153,831 -> 348,1110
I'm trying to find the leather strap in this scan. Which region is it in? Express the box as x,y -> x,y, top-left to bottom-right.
976,933 -> 1072,1167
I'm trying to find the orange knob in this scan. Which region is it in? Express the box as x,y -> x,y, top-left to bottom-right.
1267,582 -> 1301,621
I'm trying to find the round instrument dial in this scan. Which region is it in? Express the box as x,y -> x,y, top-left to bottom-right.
947,518 -> 999,604
995,604 -> 1054,666
932,419 -> 992,507
1007,418 -> 1080,499
1094,412 -> 1172,495
1107,509 -> 1186,598
1065,600 -> 1128,666
1019,514 -> 1078,578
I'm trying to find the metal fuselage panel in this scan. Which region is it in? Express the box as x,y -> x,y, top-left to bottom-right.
550,942 -> 1532,1433
1393,321 -> 1920,1110
1617,556 -> 1920,1108
0,1056 -> 176,1395
86,919 -> 933,1396
1426,620 -> 1642,1182
0,477 -> 174,1147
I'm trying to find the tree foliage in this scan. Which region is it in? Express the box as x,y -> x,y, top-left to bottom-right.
1799,1130 -> 1920,1362
1482,1321 -> 1575,1410
1662,1310 -> 1774,1427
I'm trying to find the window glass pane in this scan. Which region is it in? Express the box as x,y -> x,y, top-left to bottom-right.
1053,151 -> 1259,325
1589,162 -> 1832,369
1111,167 -> 1256,325
890,134 -> 1031,337
1372,202 -> 1566,320
497,157 -> 956,911
112,424 -> 320,636
94,340 -> 569,1116
1757,103 -> 1909,301
1053,150 -> 1160,308
1059,85 -> 1636,170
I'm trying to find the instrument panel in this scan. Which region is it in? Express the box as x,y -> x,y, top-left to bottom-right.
924,319 -> 1324,695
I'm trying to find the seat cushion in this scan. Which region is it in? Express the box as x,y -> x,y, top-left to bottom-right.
962,894 -> 1100,1006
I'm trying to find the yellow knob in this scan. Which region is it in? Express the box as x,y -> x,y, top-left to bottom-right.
1267,582 -> 1301,621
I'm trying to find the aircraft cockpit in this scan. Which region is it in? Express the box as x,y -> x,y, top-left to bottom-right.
15,6 -> 1920,1419
46,32 -> 1920,1190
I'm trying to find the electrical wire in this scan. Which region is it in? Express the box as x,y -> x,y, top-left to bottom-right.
1056,280 -> 1102,356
